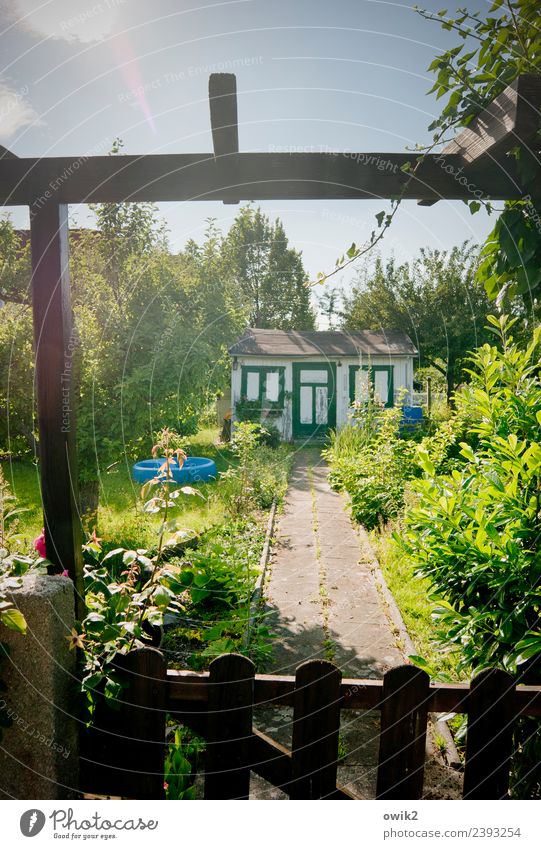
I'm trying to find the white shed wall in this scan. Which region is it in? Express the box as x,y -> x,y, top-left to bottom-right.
231,354 -> 414,440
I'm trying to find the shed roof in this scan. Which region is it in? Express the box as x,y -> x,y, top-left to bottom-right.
229,328 -> 418,357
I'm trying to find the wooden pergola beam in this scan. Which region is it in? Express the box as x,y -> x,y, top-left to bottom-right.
418,74 -> 541,205
0,151 -> 531,205
442,74 -> 541,164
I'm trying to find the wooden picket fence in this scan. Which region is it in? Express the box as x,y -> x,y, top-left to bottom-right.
79,648 -> 541,800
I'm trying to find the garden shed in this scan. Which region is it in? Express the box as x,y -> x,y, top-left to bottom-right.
229,328 -> 418,440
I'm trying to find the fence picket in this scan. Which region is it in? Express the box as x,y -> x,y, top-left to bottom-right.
204,653 -> 255,800
376,664 -> 430,799
290,659 -> 342,799
463,668 -> 516,799
81,647 -> 167,799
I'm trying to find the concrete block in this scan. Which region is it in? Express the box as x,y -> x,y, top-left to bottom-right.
0,574 -> 79,799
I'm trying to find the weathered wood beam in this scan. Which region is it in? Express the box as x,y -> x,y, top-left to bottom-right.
209,73 -> 239,156
443,74 -> 541,164
418,74 -> 541,205
209,73 -> 239,205
0,151 -> 531,205
166,668 -> 541,716
0,144 -> 17,159
30,200 -> 85,619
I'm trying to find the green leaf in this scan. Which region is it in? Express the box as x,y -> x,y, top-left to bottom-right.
102,547 -> 125,563
0,608 -> 27,634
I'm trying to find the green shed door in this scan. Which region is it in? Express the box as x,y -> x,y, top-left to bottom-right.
292,363 -> 336,439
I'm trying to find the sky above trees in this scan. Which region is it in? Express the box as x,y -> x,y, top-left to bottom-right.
1,0 -> 494,296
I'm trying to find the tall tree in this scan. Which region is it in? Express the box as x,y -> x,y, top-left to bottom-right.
341,243 -> 492,400
224,206 -> 316,329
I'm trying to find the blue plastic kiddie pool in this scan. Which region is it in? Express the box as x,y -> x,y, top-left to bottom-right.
132,457 -> 217,484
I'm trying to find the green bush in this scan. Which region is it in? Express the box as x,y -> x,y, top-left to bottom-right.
399,316 -> 541,675
398,316 -> 541,797
259,422 -> 281,449
326,406 -> 416,529
171,519 -> 264,610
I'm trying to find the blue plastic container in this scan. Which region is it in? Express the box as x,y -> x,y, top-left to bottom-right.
132,456 -> 217,485
401,406 -> 423,428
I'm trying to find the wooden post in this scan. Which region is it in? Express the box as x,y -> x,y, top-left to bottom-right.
204,653 -> 255,800
376,665 -> 430,799
290,659 -> 342,799
30,200 -> 85,619
463,668 -> 516,799
426,377 -> 432,416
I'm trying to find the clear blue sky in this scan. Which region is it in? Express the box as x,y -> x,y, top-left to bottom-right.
1,0 -> 495,303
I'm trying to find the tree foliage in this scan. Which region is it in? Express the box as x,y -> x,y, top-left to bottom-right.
341,243 -> 492,399
223,205 -> 315,329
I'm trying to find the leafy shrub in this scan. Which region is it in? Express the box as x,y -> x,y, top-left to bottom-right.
171,519 -> 263,610
398,316 -> 541,797
399,317 -> 541,676
222,422 -> 291,513
163,517 -> 274,670
417,401 -> 472,475
326,406 -> 416,529
259,422 -> 281,449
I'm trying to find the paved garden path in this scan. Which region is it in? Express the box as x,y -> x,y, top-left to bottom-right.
252,447 -> 404,799
263,447 -> 403,677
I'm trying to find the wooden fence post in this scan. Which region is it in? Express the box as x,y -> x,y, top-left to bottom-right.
30,199 -> 85,619
290,659 -> 342,800
80,648 -> 167,799
204,653 -> 255,800
376,664 -> 430,800
463,668 -> 516,799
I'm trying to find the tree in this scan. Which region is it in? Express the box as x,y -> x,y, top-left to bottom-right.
417,0 -> 541,319
341,243 -> 492,400
224,206 -> 316,329
69,209 -> 241,517
318,286 -> 342,329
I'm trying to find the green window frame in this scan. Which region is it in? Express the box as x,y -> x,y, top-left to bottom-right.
240,365 -> 286,408
348,364 -> 394,408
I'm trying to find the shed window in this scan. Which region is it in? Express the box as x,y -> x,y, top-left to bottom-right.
349,365 -> 394,408
240,365 -> 286,407
246,372 -> 260,401
265,371 -> 280,402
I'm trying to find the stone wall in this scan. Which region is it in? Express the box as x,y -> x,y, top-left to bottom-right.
0,574 -> 79,799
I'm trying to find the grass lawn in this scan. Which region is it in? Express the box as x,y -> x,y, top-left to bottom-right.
2,427 -> 235,553
371,524 -> 462,680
